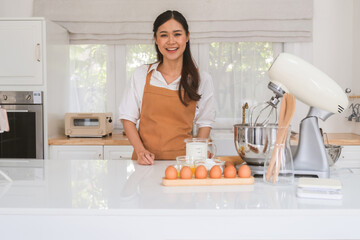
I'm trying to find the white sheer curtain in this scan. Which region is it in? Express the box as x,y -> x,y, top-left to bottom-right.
69,45 -> 107,112
203,42 -> 283,128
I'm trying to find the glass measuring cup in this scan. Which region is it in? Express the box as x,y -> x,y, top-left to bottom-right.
184,138 -> 217,160
176,156 -> 204,176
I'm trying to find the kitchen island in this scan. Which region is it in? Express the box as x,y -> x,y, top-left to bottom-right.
0,159 -> 359,239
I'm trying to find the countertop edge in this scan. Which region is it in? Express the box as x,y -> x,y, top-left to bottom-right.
1,208 -> 360,216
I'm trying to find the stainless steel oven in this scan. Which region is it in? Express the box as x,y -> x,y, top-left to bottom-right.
0,91 -> 43,159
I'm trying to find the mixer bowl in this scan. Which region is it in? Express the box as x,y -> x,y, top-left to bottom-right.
234,124 -> 342,167
325,144 -> 342,166
234,124 -> 278,166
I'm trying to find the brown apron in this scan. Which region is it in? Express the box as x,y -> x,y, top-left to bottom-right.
131,65 -> 196,160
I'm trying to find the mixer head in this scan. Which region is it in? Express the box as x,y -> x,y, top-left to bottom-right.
268,53 -> 348,115
250,52 -> 349,126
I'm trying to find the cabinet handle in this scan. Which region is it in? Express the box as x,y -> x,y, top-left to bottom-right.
98,153 -> 102,159
36,43 -> 41,62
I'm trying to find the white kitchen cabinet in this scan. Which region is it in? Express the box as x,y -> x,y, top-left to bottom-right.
0,18 -> 70,160
104,146 -> 134,160
49,145 -> 133,160
339,146 -> 360,160
0,20 -> 43,85
49,145 -> 103,160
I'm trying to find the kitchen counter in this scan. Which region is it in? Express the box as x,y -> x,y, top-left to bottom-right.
48,132 -> 360,146
291,133 -> 360,146
0,159 -> 360,239
48,133 -> 131,145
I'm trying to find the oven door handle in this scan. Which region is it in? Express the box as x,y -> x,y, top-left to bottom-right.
6,110 -> 29,112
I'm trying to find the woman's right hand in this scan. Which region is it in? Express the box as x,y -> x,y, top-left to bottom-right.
136,149 -> 155,165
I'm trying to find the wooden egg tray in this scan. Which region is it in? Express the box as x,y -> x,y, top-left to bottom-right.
162,176 -> 254,186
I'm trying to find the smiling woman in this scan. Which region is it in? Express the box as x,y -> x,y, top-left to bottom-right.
119,10 -> 216,164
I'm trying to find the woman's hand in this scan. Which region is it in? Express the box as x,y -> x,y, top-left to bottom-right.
136,149 -> 155,165
122,119 -> 155,165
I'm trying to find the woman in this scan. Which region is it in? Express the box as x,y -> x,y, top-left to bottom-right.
119,10 -> 216,165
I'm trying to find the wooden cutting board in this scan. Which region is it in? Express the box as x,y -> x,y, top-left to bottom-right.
162,176 -> 254,186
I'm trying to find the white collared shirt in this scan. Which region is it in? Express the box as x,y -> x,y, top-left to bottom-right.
119,62 -> 216,128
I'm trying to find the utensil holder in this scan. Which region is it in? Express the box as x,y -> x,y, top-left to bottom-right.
263,126 -> 294,185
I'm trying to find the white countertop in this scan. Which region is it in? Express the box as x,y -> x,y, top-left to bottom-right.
0,159 -> 360,239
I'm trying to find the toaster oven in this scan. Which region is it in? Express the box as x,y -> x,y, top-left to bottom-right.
65,113 -> 113,137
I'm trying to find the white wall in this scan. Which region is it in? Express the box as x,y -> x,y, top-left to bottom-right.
0,0 -> 33,17
311,0 -> 354,133
1,0 -> 359,134
353,0 -> 360,134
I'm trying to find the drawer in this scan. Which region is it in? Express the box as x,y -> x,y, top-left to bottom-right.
104,145 -> 133,160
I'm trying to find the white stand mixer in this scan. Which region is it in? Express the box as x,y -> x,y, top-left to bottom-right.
266,53 -> 349,178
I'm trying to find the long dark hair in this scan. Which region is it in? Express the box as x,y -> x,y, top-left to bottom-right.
153,10 -> 201,106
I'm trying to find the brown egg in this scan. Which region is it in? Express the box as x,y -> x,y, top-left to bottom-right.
225,161 -> 234,168
165,165 -> 178,180
209,165 -> 222,179
195,165 -> 207,179
180,166 -> 193,179
238,164 -> 251,178
224,165 -> 237,178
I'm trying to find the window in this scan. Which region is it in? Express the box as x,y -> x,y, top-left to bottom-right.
126,44 -> 157,82
70,45 -> 107,112
207,42 -> 281,128
69,42 -> 282,129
